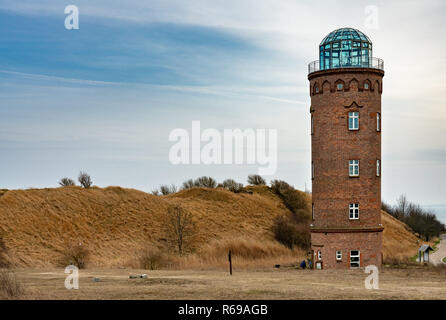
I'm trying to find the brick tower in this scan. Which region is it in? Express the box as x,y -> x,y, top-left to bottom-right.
308,28 -> 384,269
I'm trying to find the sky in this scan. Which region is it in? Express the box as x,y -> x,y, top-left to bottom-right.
0,0 -> 446,218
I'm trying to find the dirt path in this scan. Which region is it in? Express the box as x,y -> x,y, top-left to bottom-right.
430,234 -> 446,265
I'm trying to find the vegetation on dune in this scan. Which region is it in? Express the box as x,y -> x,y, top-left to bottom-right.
270,180 -> 311,250
247,174 -> 266,186
383,194 -> 446,241
78,171 -> 93,189
0,270 -> 24,299
0,176 -> 430,269
58,177 -> 76,187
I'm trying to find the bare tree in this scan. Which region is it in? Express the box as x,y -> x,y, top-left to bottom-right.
165,205 -> 195,255
395,194 -> 409,220
78,171 -> 92,188
247,174 -> 266,186
59,177 -> 75,187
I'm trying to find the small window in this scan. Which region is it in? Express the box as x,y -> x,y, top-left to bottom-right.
349,160 -> 359,177
336,251 -> 342,261
377,112 -> 381,131
311,115 -> 314,134
350,250 -> 360,268
315,86 -> 319,93
349,203 -> 359,220
312,162 -> 314,180
376,159 -> 381,177
348,112 -> 359,130
364,83 -> 369,90
337,83 -> 343,90
312,203 -> 315,220
317,251 -> 322,261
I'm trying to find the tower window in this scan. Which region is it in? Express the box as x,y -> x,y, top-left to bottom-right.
350,250 -> 360,268
377,112 -> 381,131
312,162 -> 314,180
349,160 -> 359,176
376,159 -> 381,177
348,112 -> 359,130
364,83 -> 369,90
349,203 -> 359,220
311,115 -> 314,134
336,251 -> 342,261
312,203 -> 315,220
315,86 -> 319,93
337,83 -> 343,90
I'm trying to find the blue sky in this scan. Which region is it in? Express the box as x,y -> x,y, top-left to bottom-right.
1,0 -> 446,219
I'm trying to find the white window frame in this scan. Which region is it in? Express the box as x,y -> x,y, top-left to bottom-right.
377,112 -> 381,132
348,112 -> 359,131
350,250 -> 360,268
336,251 -> 342,261
349,160 -> 359,177
349,203 -> 359,220
376,159 -> 381,177
317,251 -> 322,261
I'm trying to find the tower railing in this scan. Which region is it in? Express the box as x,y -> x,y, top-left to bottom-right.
308,57 -> 384,74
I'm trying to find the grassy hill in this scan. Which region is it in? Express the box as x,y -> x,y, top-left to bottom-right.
0,186 -> 422,268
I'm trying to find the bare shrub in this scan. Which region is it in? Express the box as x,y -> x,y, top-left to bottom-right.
59,177 -> 76,187
194,176 -> 217,188
272,214 -> 310,250
159,184 -> 178,195
270,179 -> 310,222
0,270 -> 24,299
221,179 -> 243,193
165,205 -> 196,255
61,243 -> 89,269
182,179 -> 195,190
139,245 -> 172,270
151,189 -> 160,196
78,171 -> 92,188
247,174 -> 266,186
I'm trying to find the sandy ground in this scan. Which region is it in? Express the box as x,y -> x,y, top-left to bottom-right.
9,266 -> 446,300
431,234 -> 446,265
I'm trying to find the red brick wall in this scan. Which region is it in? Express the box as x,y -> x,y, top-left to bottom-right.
312,231 -> 383,269
308,68 -> 384,269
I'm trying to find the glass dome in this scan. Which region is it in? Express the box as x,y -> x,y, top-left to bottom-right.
319,28 -> 372,70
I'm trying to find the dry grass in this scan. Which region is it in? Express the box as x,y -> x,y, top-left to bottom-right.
0,269 -> 24,299
0,185 -> 425,269
8,267 -> 446,300
0,186 -> 290,268
381,210 -> 429,260
176,238 -> 305,270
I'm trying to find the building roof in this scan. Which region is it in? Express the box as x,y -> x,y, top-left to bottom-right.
320,28 -> 371,46
418,245 -> 434,252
